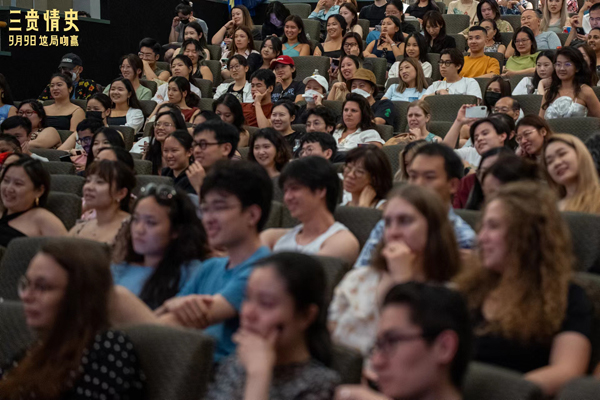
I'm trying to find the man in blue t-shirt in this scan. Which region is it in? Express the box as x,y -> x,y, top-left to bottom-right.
112,160 -> 273,361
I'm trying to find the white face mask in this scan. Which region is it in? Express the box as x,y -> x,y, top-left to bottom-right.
71,71 -> 78,82
302,89 -> 324,103
351,88 -> 371,98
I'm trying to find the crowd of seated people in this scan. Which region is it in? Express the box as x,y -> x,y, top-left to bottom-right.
6,0 -> 600,398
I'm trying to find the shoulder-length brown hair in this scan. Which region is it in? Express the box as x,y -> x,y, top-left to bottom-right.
396,58 -> 429,94
542,133 -> 600,214
456,181 -> 572,343
371,184 -> 461,282
0,239 -> 113,399
229,25 -> 256,54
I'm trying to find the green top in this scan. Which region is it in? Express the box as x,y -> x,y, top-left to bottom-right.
506,52 -> 540,72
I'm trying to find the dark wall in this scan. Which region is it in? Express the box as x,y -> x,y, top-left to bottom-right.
1,1 -> 179,101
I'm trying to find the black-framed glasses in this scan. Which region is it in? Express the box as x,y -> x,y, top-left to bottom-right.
439,60 -> 455,67
192,140 -> 220,150
76,136 -> 93,145
139,183 -> 177,200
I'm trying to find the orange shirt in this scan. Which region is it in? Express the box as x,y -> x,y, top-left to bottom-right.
242,103 -> 273,127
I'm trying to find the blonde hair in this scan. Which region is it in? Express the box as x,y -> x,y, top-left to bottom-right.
395,140 -> 429,181
540,0 -> 567,33
395,58 -> 429,94
456,182 -> 572,343
543,133 -> 600,214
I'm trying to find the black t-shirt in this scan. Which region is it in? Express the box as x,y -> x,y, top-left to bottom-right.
473,284 -> 592,373
261,22 -> 284,39
428,35 -> 457,54
271,80 -> 306,103
405,2 -> 439,20
372,99 -> 396,127
400,22 -> 417,35
161,167 -> 196,194
283,130 -> 304,153
360,3 -> 388,27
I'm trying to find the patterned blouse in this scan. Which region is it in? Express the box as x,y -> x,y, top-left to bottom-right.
207,356 -> 340,400
0,330 -> 146,399
38,78 -> 100,101
329,267 -> 382,357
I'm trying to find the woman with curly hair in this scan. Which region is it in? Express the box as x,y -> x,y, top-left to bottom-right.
543,133 -> 600,214
456,181 -> 592,396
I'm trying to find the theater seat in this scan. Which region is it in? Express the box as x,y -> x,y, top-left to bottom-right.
140,79 -> 158,96
206,44 -> 222,61
284,3 -> 311,19
381,143 -> 404,175
424,95 -> 479,122
30,148 -> 68,162
109,125 -> 135,149
138,101 -> 157,121
363,57 -> 387,88
563,212 -> 600,273
429,121 -> 453,139
512,94 -> 542,116
556,377 -> 600,399
42,161 -> 75,175
334,206 -> 382,249
123,324 -> 215,400
500,15 -> 521,31
57,129 -> 74,143
50,174 -> 85,196
547,118 -> 600,143
194,78 -> 213,98
573,272 -> 600,372
0,300 -> 33,364
443,14 -> 470,33
449,34 -> 467,53
314,255 -> 351,303
302,19 -> 321,43
46,192 -> 82,230
293,56 -> 331,82
133,159 -> 153,175
463,362 -> 543,400
330,344 -> 363,384
454,209 -> 480,230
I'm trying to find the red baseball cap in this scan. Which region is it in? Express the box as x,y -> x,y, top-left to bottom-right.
270,55 -> 295,69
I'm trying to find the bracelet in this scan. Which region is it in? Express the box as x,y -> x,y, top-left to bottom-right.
391,43 -> 397,47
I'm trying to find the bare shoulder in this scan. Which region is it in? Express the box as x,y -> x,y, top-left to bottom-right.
260,228 -> 291,248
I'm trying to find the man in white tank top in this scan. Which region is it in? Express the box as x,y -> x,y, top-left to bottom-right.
260,156 -> 360,264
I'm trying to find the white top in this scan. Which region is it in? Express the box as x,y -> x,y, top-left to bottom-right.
273,222 -> 349,255
130,136 -> 149,154
455,143 -> 482,166
583,13 -> 591,33
383,85 -> 427,101
512,76 -> 536,95
424,77 -> 483,99
333,128 -> 385,152
388,60 -> 432,79
125,108 -> 145,133
152,82 -> 201,104
213,81 -> 253,103
329,267 -> 381,356
30,153 -> 49,162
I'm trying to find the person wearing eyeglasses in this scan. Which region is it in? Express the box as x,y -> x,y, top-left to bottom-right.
341,145 -> 392,210
103,54 -> 153,101
329,185 -> 462,372
503,27 -> 540,77
15,100 -> 61,149
540,47 -> 600,119
189,119 -> 240,195
334,282 -> 472,400
423,49 -> 483,100
38,53 -> 100,101
504,10 -> 560,59
111,160 -> 273,363
138,37 -> 172,83
0,240 -> 145,399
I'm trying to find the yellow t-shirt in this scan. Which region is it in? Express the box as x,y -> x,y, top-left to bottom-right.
460,55 -> 500,78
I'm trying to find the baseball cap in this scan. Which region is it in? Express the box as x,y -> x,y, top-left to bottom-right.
270,55 -> 295,68
58,53 -> 83,69
303,74 -> 329,92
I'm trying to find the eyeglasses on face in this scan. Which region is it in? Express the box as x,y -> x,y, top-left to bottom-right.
139,183 -> 177,200
438,60 -> 455,67
192,140 -> 220,150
